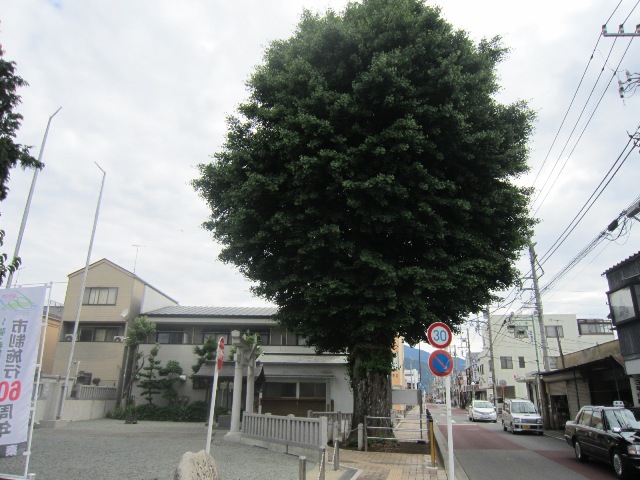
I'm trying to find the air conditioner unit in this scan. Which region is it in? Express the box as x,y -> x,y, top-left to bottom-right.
64,334 -> 75,342
113,336 -> 126,343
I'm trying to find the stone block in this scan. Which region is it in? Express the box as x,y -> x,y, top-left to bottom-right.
174,450 -> 220,480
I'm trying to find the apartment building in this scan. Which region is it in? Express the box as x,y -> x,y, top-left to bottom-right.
470,313 -> 614,404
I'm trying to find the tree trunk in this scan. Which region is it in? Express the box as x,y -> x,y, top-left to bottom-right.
350,343 -> 393,440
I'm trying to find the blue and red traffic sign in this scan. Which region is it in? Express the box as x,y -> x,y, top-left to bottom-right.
428,349 -> 453,377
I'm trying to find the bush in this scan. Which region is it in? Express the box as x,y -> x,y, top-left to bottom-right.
106,401 -> 209,423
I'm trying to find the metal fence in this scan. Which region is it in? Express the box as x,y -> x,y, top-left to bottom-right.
363,413 -> 430,451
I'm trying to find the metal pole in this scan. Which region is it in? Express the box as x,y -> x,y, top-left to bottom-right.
333,440 -> 340,471
58,163 -> 106,419
485,307 -> 498,406
7,107 -> 62,287
298,456 -> 306,480
528,243 -> 550,370
445,375 -> 454,478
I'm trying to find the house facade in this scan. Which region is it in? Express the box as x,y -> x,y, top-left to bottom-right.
51,259 -> 352,416
470,313 -> 614,405
136,306 -> 351,416
603,251 -> 640,405
51,258 -> 178,393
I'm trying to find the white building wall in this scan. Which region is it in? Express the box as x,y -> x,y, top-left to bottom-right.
477,313 -> 614,401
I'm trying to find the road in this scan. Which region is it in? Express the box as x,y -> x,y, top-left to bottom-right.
428,404 -> 618,480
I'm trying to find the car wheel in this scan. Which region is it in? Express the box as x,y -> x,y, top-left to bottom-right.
612,451 -> 628,479
574,441 -> 588,462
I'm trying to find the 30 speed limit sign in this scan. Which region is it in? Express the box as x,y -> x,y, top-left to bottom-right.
427,322 -> 452,349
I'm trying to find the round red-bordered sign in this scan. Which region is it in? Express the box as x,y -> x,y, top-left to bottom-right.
429,349 -> 453,377
427,322 -> 452,349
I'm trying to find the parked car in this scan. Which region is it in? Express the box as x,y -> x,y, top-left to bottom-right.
564,405 -> 640,479
501,398 -> 543,434
468,400 -> 497,422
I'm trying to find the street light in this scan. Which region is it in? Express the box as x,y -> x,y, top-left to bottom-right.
7,107 -> 61,287
58,163 -> 106,419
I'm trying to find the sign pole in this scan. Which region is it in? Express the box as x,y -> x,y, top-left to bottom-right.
445,374 -> 454,478
205,338 -> 225,454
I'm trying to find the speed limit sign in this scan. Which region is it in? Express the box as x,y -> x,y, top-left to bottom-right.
427,322 -> 452,349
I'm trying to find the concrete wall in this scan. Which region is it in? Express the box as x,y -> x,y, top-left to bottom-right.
34,398 -> 117,423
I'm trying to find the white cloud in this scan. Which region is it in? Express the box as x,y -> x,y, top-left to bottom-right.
1,0 -> 639,320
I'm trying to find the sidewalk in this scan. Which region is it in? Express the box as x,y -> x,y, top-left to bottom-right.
305,445 -> 446,480
305,405 -> 447,480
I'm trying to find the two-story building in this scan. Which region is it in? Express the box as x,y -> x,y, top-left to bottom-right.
603,250 -> 640,405
138,306 -> 351,416
51,258 -> 352,416
471,313 -> 614,407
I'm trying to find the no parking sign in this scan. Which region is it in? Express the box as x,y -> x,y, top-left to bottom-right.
428,349 -> 453,377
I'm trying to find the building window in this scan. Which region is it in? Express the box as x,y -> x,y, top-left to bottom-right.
157,332 -> 186,344
518,357 -> 525,368
265,382 -> 296,398
78,326 -> 120,342
578,319 -> 612,335
545,325 -> 564,338
500,357 -> 513,369
83,287 -> 118,305
515,327 -> 528,338
254,331 -> 270,346
299,382 -> 326,399
202,332 -> 228,345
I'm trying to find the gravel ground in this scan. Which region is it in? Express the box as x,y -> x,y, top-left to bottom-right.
0,420 -> 314,480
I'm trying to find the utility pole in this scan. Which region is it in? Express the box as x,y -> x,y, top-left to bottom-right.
484,307 -> 498,406
528,242 -> 550,371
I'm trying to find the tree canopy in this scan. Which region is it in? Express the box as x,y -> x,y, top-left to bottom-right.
0,42 -> 41,286
194,0 -> 535,422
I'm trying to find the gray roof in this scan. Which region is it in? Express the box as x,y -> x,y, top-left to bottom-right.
143,306 -> 278,318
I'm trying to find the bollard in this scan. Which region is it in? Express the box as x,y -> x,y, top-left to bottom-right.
333,420 -> 340,443
298,456 -> 306,480
334,440 -> 340,471
428,415 -> 435,467
358,422 -> 364,451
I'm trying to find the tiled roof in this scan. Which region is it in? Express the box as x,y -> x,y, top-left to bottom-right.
143,305 -> 278,318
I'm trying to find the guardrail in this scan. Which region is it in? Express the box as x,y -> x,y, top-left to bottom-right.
364,413 -> 430,452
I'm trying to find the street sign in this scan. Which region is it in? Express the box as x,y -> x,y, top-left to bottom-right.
428,349 -> 453,377
427,322 -> 452,349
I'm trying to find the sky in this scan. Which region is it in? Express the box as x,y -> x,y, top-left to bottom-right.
1,1 -> 639,337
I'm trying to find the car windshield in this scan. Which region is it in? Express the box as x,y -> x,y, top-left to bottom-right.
605,409 -> 640,431
512,402 -> 537,414
474,401 -> 493,409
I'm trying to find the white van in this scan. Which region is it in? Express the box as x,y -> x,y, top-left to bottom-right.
502,398 -> 544,434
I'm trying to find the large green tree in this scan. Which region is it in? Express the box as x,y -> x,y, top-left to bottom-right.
194,0 -> 535,426
0,43 -> 42,286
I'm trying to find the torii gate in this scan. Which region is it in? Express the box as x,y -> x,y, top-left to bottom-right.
225,329 -> 260,441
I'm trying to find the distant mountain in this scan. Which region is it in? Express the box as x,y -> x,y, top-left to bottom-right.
403,345 -> 465,392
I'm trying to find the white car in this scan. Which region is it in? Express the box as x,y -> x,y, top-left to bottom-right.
468,400 -> 498,422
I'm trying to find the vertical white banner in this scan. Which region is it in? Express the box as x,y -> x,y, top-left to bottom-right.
0,286 -> 46,457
